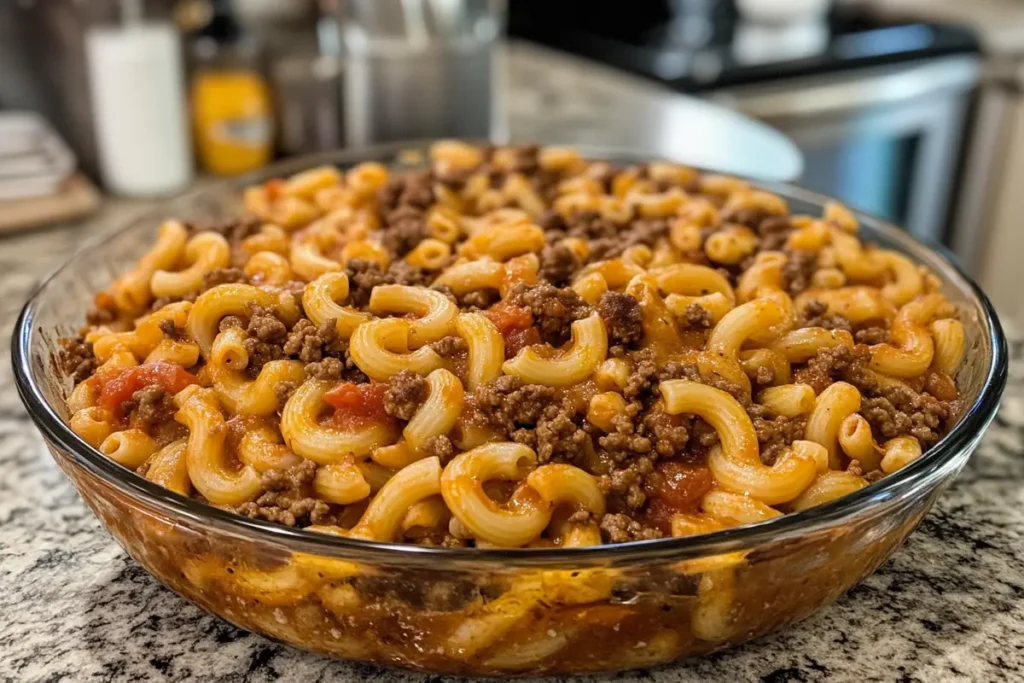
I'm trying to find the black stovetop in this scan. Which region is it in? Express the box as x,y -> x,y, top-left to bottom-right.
508,0 -> 980,92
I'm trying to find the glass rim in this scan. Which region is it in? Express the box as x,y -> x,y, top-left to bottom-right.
11,141 -> 1009,568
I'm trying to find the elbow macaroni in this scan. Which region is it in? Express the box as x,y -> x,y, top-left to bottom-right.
175,387 -> 262,505
281,380 -> 398,465
502,313 -> 608,387
349,318 -> 445,381
660,381 -> 818,505
150,232 -> 231,299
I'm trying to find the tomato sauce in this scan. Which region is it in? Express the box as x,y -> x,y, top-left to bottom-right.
91,291 -> 118,319
486,302 -> 541,358
643,460 -> 714,534
323,382 -> 393,430
263,178 -> 285,201
96,362 -> 199,419
925,371 -> 958,402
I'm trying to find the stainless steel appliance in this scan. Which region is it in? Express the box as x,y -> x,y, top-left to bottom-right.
711,55 -> 978,244
336,0 -> 506,145
271,54 -> 346,156
510,0 -> 981,246
944,57 -> 1024,324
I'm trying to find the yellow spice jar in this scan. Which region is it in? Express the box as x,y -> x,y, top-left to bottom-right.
191,41 -> 273,175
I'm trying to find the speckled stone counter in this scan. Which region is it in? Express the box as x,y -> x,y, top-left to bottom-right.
2,45 -> 1023,683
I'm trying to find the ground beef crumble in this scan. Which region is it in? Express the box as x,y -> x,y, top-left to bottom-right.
348,572 -> 495,611
203,267 -> 247,289
539,208 -> 568,236
860,388 -> 953,447
800,300 -> 852,332
346,259 -> 430,308
422,435 -> 455,463
274,380 -> 300,405
622,350 -> 744,406
794,345 -> 869,395
754,415 -> 808,465
565,210 -> 620,241
600,513 -> 664,543
504,143 -> 541,174
377,170 -> 434,256
234,460 -> 335,528
683,303 -> 712,329
597,292 -> 643,348
585,218 -> 670,262
149,292 -> 197,312
379,169 -> 434,215
782,249 -> 817,295
219,316 -> 245,331
241,304 -> 289,376
599,411 -> 655,467
129,385 -> 177,431
538,242 -> 583,286
189,214 -> 262,242
58,337 -> 97,383
305,357 -> 344,380
644,410 -> 693,458
855,326 -> 890,345
472,376 -> 554,434
86,300 -> 118,326
384,370 -> 430,420
758,216 -> 794,252
283,318 -> 345,364
431,335 -> 469,359
158,318 -> 185,341
381,207 -> 427,257
598,449 -> 655,510
457,289 -> 499,310
505,282 -> 591,346
513,406 -> 589,464
471,376 -> 589,464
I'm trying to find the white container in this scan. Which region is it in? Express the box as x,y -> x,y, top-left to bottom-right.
736,0 -> 831,24
85,21 -> 193,196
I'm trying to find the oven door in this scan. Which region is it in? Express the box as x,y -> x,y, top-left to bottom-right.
710,56 -> 978,245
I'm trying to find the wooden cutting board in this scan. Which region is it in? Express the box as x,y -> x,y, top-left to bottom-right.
0,174 -> 102,234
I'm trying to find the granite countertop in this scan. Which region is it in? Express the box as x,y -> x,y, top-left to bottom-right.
2,44 -> 1024,683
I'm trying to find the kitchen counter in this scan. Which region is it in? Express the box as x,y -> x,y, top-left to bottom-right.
2,43 -> 1023,683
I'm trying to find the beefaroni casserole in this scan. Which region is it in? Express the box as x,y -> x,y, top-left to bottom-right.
57,142 -> 965,669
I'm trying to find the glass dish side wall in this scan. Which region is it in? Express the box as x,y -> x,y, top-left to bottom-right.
50,436 -> 966,675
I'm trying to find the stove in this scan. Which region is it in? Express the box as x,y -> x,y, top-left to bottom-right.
509,1 -> 982,248
508,0 -> 979,92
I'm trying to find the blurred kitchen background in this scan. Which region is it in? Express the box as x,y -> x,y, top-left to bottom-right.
1,0 -> 1023,321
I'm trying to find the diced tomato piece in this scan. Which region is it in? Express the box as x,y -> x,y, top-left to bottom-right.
486,302 -> 533,334
97,362 -> 199,419
486,302 -> 539,358
643,461 -> 714,534
323,382 -> 393,430
92,291 -> 118,318
263,178 -> 286,201
504,327 -> 542,357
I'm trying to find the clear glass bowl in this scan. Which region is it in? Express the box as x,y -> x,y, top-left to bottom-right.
12,144 -> 1008,676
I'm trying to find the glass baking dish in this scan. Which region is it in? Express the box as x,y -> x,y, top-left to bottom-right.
12,144 -> 1008,676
